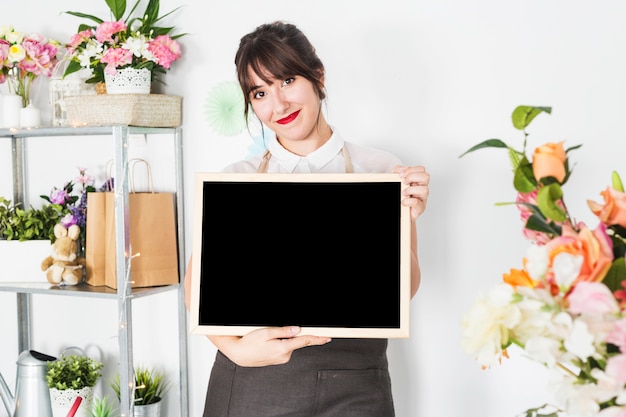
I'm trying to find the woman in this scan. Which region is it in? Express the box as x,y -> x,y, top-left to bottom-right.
185,21 -> 430,417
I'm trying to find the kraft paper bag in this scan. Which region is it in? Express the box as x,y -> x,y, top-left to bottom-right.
84,192 -> 108,286
85,159 -> 179,288
103,191 -> 179,289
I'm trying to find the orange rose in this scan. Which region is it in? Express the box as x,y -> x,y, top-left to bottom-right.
588,187 -> 626,228
532,142 -> 567,183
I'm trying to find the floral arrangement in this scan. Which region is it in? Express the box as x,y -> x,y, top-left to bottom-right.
41,167 -> 95,241
0,25 -> 59,107
460,105 -> 626,417
62,0 -> 184,85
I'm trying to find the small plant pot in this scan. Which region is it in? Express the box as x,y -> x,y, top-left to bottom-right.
49,386 -> 93,417
134,400 -> 162,417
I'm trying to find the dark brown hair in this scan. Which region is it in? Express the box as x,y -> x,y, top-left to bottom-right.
234,21 -> 326,121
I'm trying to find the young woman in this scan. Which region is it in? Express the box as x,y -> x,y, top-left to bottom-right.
185,21 -> 430,417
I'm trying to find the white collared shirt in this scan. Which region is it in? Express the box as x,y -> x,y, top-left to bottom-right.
222,130 -> 402,173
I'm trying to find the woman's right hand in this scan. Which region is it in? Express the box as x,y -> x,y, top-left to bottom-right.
209,326 -> 332,367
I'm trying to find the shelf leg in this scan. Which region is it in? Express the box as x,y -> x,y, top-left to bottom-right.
16,293 -> 31,353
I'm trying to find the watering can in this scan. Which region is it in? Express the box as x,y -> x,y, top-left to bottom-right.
0,349 -> 56,417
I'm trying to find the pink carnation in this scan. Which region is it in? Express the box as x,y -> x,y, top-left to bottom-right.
148,35 -> 181,69
67,29 -> 94,53
101,48 -> 133,75
95,20 -> 127,43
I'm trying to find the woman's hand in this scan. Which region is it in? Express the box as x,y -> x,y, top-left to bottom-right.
209,326 -> 332,367
393,165 -> 430,221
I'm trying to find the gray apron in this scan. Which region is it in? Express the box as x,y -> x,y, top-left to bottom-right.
203,147 -> 395,417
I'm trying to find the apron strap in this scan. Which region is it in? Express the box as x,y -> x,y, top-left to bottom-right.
257,147 -> 353,173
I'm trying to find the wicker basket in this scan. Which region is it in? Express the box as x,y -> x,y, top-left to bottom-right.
62,94 -> 182,127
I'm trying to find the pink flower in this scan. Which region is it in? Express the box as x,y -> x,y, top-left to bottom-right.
101,48 -> 132,75
606,354 -> 626,386
567,282 -> 619,315
516,190 -> 570,245
147,35 -> 181,69
95,21 -> 126,44
67,29 -> 94,53
607,319 -> 626,352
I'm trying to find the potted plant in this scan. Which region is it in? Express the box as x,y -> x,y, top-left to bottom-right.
46,353 -> 104,417
90,395 -> 117,417
62,0 -> 185,92
111,366 -> 169,417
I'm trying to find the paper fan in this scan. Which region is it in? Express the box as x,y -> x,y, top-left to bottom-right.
204,81 -> 246,136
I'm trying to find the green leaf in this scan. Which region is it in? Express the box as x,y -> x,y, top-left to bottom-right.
613,171 -> 624,192
63,60 -> 83,79
603,257 -> 626,292
536,183 -> 567,222
511,106 -> 552,130
513,159 -> 537,193
458,139 -> 508,158
63,11 -> 105,25
106,0 -> 127,20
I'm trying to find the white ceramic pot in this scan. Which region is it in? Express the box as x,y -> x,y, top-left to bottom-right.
49,386 -> 93,417
0,240 -> 52,283
104,68 -> 151,94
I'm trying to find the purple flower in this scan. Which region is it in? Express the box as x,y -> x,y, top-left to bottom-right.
50,188 -> 70,205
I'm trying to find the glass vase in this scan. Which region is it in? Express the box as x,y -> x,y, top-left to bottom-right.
6,67 -> 36,108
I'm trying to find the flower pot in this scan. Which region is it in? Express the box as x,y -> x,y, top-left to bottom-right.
49,386 -> 93,417
134,401 -> 162,417
0,240 -> 52,283
104,68 -> 151,94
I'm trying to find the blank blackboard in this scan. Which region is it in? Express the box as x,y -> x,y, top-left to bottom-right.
189,173 -> 411,338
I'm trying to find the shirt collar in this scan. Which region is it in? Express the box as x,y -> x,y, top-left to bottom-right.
266,130 -> 345,172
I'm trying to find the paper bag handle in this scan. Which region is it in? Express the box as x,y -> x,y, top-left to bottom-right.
129,158 -> 155,193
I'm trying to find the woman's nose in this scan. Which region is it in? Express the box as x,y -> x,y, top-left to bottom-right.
272,92 -> 290,115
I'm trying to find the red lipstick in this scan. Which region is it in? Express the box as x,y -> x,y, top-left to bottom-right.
276,110 -> 300,125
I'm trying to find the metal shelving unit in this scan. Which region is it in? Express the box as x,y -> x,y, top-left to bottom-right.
0,125 -> 189,417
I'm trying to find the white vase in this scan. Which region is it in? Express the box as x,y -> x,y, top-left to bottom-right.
20,103 -> 41,127
0,240 -> 52,283
104,68 -> 151,94
2,94 -> 22,127
49,386 -> 94,417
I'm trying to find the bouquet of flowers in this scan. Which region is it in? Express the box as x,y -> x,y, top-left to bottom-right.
41,167 -> 95,242
0,25 -> 59,106
62,0 -> 184,85
460,105 -> 626,417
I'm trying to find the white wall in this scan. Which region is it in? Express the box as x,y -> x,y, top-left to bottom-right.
1,0 -> 626,416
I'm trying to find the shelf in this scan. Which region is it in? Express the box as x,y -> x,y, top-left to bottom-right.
0,125 -> 180,138
0,282 -> 180,298
2,124 -> 189,417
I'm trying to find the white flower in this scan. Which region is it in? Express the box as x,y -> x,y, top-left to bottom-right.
5,29 -> 23,44
525,243 -> 549,280
523,336 -> 562,366
552,252 -> 584,292
122,34 -> 153,60
461,283 -> 520,367
564,319 -> 596,360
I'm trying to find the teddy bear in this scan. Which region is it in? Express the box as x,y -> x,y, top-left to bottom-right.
41,223 -> 86,285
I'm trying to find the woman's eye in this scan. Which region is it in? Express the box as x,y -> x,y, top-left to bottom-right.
282,77 -> 295,87
252,91 -> 265,99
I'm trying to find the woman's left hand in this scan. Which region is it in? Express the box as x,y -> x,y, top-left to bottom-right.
392,165 -> 430,221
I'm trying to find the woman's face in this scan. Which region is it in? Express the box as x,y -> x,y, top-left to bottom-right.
247,66 -> 329,154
